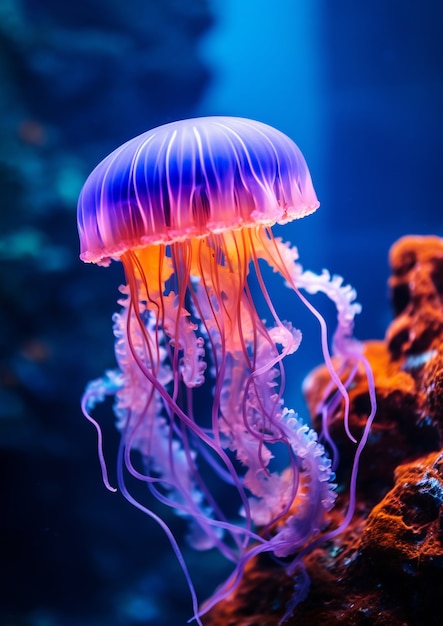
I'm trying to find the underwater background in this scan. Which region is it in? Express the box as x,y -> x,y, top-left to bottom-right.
1,1 -> 442,625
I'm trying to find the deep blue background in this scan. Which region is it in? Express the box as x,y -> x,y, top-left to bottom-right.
1,1 -> 442,624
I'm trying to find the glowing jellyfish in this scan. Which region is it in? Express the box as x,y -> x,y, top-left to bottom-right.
78,117 -> 376,624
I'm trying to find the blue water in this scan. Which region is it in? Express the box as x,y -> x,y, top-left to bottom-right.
196,0 -> 443,415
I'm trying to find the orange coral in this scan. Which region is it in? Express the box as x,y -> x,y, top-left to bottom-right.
361,450 -> 443,575
204,235 -> 443,626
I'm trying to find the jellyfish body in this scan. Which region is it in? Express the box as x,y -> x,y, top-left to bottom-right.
78,117 -> 376,623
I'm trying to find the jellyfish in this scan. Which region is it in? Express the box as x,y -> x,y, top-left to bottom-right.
78,116 -> 376,624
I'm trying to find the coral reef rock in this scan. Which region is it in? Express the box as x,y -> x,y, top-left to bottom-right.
204,235 -> 443,626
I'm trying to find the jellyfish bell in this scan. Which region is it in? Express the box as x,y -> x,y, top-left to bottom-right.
78,116 -> 375,624
77,116 -> 319,264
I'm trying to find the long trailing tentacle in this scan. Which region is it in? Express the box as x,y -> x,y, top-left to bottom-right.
81,226 -> 376,623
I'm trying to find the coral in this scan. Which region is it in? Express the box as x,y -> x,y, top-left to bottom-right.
361,450 -> 443,588
203,235 -> 443,626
